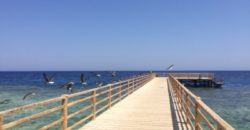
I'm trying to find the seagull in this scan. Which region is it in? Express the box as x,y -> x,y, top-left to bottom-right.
112,80 -> 116,83
80,73 -> 87,85
96,82 -> 103,87
167,64 -> 174,71
43,73 -> 54,85
23,92 -> 37,100
96,73 -> 101,78
111,71 -> 116,77
90,72 -> 101,78
0,99 -> 11,104
61,82 -> 74,93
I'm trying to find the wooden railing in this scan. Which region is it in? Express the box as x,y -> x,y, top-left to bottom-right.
170,73 -> 214,80
168,74 -> 234,130
0,73 -> 155,130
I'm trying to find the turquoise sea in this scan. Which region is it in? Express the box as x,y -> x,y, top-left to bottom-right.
0,71 -> 249,130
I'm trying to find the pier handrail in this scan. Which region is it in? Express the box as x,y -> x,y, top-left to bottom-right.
170,73 -> 214,79
169,74 -> 234,130
0,73 -> 155,130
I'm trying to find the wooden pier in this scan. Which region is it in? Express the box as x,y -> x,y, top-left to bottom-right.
0,73 -> 234,130
80,77 -> 175,130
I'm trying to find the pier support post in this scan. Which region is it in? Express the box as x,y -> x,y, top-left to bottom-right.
61,94 -> 68,130
194,80 -> 198,87
92,90 -> 96,119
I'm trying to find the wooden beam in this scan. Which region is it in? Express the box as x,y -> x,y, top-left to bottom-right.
92,90 -> 96,119
0,114 -> 3,130
108,85 -> 112,108
61,94 -> 68,130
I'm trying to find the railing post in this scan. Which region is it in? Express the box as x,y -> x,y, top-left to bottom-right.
195,97 -> 202,130
108,85 -> 112,108
180,86 -> 183,109
119,82 -> 122,101
217,124 -> 223,130
92,90 -> 96,119
132,78 -> 135,92
185,94 -> 190,124
0,114 -> 3,130
140,77 -> 142,86
61,94 -> 68,130
127,80 -> 130,95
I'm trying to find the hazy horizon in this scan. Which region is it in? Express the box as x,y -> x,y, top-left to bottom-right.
1,70 -> 250,72
1,0 -> 250,71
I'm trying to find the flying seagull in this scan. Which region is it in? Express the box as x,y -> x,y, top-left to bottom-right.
0,99 -> 11,104
167,64 -> 174,71
96,82 -> 103,87
61,82 -> 74,93
96,73 -> 101,78
23,92 -> 37,100
111,71 -> 116,77
91,72 -> 101,78
80,73 -> 87,85
43,73 -> 54,85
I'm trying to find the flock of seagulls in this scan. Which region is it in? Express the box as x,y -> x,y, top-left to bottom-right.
42,72 -> 115,93
1,69 -> 168,104
0,72 -> 118,104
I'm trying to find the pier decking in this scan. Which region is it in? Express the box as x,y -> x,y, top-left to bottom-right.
80,77 -> 177,130
0,73 -> 234,130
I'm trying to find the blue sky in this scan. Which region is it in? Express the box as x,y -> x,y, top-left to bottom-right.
0,0 -> 250,71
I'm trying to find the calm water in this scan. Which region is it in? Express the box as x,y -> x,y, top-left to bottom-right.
0,71 -> 144,109
0,71 -> 249,129
187,71 -> 250,130
0,71 -> 145,130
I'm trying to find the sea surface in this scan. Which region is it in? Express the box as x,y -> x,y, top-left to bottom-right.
0,71 -> 144,130
0,71 -> 249,130
187,71 -> 250,130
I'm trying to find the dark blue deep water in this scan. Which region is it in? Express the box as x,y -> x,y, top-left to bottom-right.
0,71 -> 249,129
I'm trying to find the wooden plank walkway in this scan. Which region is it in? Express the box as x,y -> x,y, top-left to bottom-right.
80,77 -> 188,130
